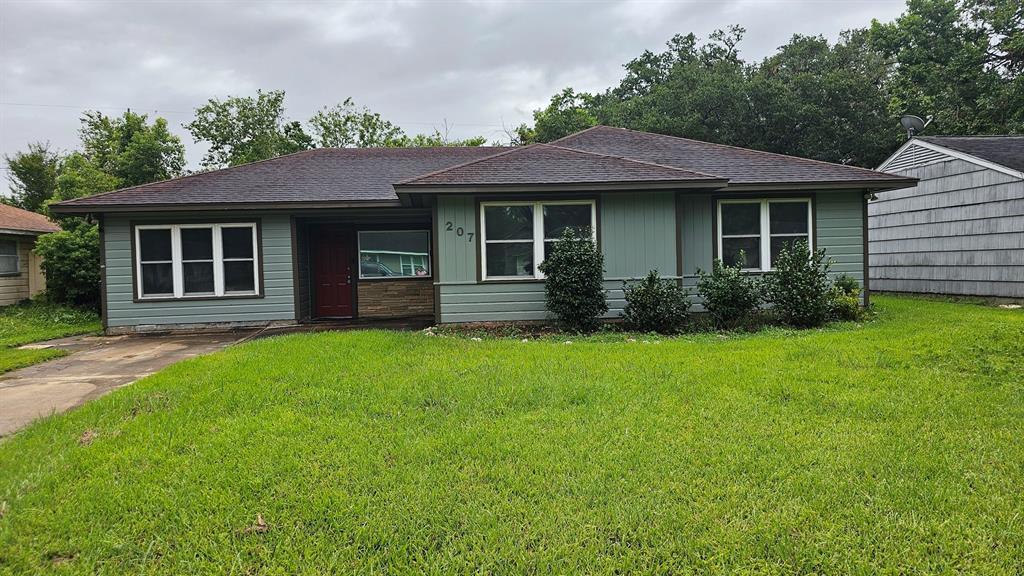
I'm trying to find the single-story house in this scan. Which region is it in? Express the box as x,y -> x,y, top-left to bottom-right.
50,126 -> 915,334
0,203 -> 60,305
871,136 -> 1024,299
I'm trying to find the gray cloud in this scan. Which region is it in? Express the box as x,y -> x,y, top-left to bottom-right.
1,0 -> 906,172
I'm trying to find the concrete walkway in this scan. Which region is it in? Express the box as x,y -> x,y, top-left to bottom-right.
0,333 -> 246,437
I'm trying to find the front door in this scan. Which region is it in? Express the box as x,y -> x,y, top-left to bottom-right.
312,229 -> 355,318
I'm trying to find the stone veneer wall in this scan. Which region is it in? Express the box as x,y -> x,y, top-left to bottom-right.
357,278 -> 434,318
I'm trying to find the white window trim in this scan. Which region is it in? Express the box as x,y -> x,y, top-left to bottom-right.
717,198 -> 812,272
0,238 -> 20,276
480,200 -> 597,281
135,223 -> 259,299
356,230 -> 432,279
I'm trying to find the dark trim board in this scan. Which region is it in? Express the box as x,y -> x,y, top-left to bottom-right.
862,193 -> 871,307
98,215 -> 108,331
128,218 -> 266,304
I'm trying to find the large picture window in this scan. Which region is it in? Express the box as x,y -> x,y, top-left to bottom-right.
358,230 -> 431,278
717,199 -> 811,271
0,239 -> 19,275
480,200 -> 596,280
135,223 -> 259,299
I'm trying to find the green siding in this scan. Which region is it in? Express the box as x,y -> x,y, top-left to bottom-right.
600,191 -> 677,278
436,195 -> 477,283
104,213 -> 296,328
816,192 -> 866,286
680,193 -> 713,285
440,281 -> 628,323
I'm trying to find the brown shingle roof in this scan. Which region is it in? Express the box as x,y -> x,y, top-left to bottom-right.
553,125 -> 914,185
0,204 -> 60,234
54,147 -> 506,210
396,143 -> 724,188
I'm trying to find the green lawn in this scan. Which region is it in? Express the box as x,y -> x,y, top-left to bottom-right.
0,297 -> 1021,574
0,301 -> 100,374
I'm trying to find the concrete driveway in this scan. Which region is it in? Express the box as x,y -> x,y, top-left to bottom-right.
0,333 -> 247,437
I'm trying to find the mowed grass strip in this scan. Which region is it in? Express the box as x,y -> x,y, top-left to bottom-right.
0,301 -> 100,374
0,296 -> 1021,574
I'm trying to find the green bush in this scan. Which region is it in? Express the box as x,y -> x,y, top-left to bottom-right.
538,228 -> 607,333
696,258 -> 762,329
762,240 -> 833,328
34,219 -> 100,309
830,275 -> 863,322
622,270 -> 691,334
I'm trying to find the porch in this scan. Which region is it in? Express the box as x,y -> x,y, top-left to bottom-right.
293,209 -> 436,323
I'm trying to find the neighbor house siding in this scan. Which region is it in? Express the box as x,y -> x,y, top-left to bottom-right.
103,213 -> 296,330
869,157 -> 1024,298
0,234 -> 37,306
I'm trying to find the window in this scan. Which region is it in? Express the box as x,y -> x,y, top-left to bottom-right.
480,200 -> 596,280
717,199 -> 811,271
358,230 -> 430,279
0,239 -> 19,275
135,223 -> 259,299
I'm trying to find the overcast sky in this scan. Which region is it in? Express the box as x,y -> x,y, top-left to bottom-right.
1,0 -> 907,176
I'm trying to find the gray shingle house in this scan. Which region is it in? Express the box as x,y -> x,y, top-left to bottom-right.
872,136 -> 1024,299
51,126 -> 915,334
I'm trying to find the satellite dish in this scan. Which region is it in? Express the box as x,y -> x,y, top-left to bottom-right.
900,114 -> 933,139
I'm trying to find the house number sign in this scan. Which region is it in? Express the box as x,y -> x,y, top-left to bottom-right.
444,221 -> 474,242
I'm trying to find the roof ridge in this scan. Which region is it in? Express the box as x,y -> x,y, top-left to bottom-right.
55,147 -> 325,206
394,145 -> 533,185
920,135 -> 1024,139
543,143 -> 723,179
565,125 -> 900,178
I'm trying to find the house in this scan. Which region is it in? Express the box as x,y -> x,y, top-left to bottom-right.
50,126 -> 915,334
0,204 -> 60,305
872,136 -> 1024,299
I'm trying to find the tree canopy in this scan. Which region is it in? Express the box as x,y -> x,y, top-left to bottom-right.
186,91 -> 488,169
517,0 -> 1022,167
3,142 -> 60,213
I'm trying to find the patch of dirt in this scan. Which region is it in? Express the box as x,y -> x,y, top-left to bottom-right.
238,514 -> 269,535
78,429 -> 97,446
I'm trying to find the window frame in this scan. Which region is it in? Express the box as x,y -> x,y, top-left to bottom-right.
0,238 -> 20,277
716,198 -> 812,272
356,229 -> 432,280
134,222 -> 260,300
479,199 -> 597,281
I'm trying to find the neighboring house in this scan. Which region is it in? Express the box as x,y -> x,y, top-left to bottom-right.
50,126 -> 915,334
0,204 -> 60,305
872,136 -> 1024,299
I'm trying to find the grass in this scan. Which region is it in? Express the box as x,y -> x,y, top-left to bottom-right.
0,301 -> 100,374
0,296 -> 1022,574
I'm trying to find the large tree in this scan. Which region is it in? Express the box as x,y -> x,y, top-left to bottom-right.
3,142 -> 61,212
79,110 -> 186,188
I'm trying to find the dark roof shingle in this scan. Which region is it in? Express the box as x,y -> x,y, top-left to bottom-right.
918,136 -> 1024,173
0,204 -> 60,234
553,125 -> 912,184
397,143 -> 723,187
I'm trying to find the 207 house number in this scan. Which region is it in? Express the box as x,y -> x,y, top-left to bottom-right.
444,221 -> 474,242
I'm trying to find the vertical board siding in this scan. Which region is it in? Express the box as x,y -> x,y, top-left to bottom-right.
104,213 -> 296,328
600,191 -> 677,278
680,193 -> 713,277
0,235 -> 34,306
870,157 -> 1024,298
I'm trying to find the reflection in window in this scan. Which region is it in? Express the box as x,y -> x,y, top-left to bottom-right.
718,199 -> 811,271
358,231 -> 430,278
481,201 -> 595,280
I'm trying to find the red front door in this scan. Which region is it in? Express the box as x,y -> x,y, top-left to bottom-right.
312,229 -> 355,318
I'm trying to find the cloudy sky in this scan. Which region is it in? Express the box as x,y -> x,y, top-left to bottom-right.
1,0 -> 906,174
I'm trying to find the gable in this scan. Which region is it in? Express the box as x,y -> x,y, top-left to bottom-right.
879,141 -> 956,173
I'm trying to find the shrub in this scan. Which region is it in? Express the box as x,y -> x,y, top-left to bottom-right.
830,274 -> 863,322
537,228 -> 607,333
34,219 -> 100,309
622,270 -> 691,334
696,258 -> 762,329
762,240 -> 833,328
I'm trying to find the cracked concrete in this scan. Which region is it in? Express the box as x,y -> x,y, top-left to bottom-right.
0,332 -> 247,437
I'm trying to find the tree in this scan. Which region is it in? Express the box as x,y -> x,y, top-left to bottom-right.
3,142 -> 61,212
394,130 -> 488,147
308,98 -> 407,148
531,88 -> 599,143
79,111 -> 186,187
185,89 -> 313,169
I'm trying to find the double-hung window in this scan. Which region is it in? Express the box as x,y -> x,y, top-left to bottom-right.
717,199 -> 811,271
0,239 -> 19,275
480,200 -> 596,280
135,223 -> 259,299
